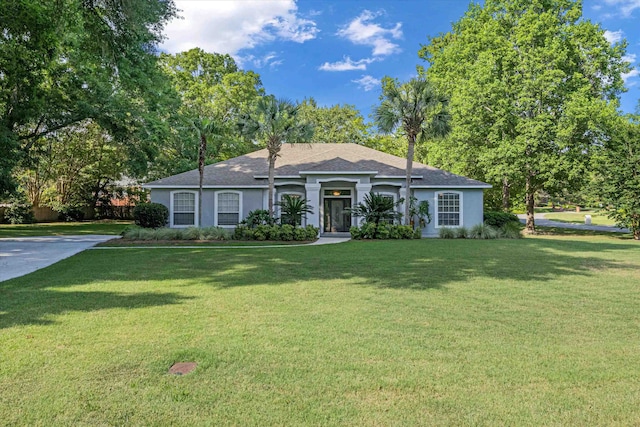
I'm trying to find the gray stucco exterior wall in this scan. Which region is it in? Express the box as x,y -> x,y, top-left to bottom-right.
413,188 -> 485,237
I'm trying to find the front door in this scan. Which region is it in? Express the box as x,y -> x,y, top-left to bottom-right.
324,198 -> 352,232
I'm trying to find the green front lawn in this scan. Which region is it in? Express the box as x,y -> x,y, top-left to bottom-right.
2,237 -> 640,425
0,220 -> 132,237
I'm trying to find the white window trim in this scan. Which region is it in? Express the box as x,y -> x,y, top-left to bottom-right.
214,190 -> 242,228
434,191 -> 463,228
170,190 -> 198,228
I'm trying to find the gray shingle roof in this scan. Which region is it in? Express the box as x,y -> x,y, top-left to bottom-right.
144,143 -> 490,188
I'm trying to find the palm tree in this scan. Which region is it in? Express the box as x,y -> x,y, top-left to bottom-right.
191,117 -> 225,226
374,76 -> 450,225
239,96 -> 313,216
275,194 -> 313,226
346,192 -> 402,226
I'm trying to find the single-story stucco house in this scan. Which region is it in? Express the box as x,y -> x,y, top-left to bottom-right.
143,143 -> 491,236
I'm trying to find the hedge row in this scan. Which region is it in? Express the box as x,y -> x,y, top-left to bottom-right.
350,223 -> 421,240
233,224 -> 319,241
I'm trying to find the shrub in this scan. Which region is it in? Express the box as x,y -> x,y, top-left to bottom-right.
469,223 -> 499,239
243,209 -> 276,228
253,224 -> 270,241
376,223 -> 391,239
233,225 -> 248,240
439,227 -> 456,239
499,222 -> 523,239
280,224 -> 294,241
293,227 -> 307,241
267,225 -> 282,241
305,225 -> 319,240
484,211 -> 519,228
133,203 -> 168,228
398,225 -> 415,239
455,227 -> 469,239
3,201 -> 35,224
57,205 -> 85,222
389,224 -> 401,239
360,222 -> 377,239
350,226 -> 362,239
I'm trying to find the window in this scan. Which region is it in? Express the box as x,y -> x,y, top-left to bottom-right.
437,192 -> 461,227
217,192 -> 240,226
172,192 -> 196,227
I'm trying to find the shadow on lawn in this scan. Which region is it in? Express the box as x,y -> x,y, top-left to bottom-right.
0,287 -> 192,329
1,237 -> 638,328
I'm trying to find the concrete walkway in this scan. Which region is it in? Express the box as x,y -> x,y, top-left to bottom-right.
517,213 -> 630,233
0,235 -> 116,282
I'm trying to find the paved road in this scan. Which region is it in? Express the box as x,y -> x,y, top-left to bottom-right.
0,235 -> 116,282
517,214 -> 630,233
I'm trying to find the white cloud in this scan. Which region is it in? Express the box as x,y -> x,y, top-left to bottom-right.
604,29 -> 624,44
238,52 -> 283,69
319,56 -> 377,71
623,69 -> 639,85
337,10 -> 403,56
162,0 -> 318,55
352,75 -> 381,91
600,0 -> 640,17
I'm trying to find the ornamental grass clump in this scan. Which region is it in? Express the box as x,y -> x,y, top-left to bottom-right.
201,226 -> 232,240
499,221 -> 523,239
154,227 -> 183,240
439,227 -> 456,239
469,223 -> 499,239
455,226 -> 469,238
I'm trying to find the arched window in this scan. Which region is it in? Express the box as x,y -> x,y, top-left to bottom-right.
436,191 -> 462,227
216,191 -> 241,226
171,191 -> 197,227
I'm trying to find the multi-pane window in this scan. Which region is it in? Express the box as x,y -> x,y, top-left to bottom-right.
217,192 -> 240,226
437,192 -> 460,227
173,192 -> 196,226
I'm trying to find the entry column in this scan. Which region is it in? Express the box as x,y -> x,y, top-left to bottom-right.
305,183 -> 321,228
355,183 -> 372,226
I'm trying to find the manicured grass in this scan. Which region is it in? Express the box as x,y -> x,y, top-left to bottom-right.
2,236 -> 640,425
0,220 -> 132,237
544,211 -> 618,226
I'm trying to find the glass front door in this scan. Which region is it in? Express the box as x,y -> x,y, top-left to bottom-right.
324,198 -> 352,232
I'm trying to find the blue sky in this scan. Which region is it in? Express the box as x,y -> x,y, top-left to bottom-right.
162,0 -> 640,122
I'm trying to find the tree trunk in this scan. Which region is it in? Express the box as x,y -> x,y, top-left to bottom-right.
525,173 -> 535,233
502,176 -> 510,212
198,134 -> 206,227
405,134 -> 416,226
268,152 -> 276,216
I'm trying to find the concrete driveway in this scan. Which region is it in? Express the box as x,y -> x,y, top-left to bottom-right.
517,213 -> 630,233
0,235 -> 116,282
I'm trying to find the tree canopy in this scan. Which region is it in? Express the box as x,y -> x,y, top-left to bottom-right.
297,98 -> 370,144
0,0 -> 178,196
592,115 -> 640,239
421,0 -> 629,231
